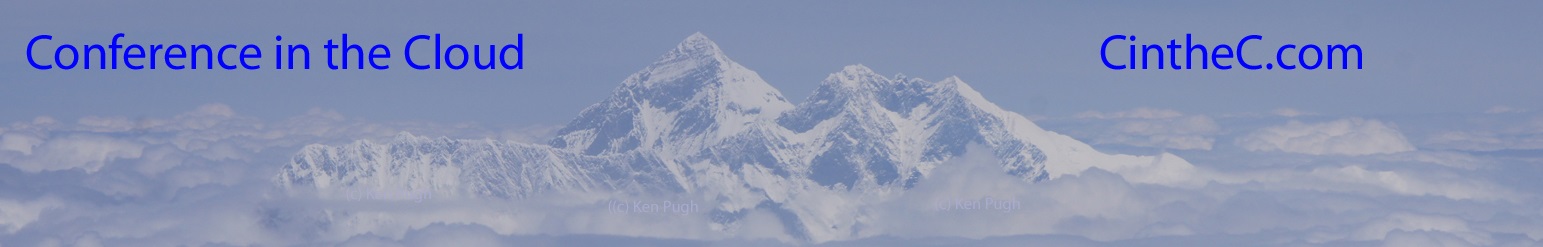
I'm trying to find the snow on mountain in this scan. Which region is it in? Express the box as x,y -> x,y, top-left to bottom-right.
549,32 -> 794,158
274,133 -> 682,199
272,33 -> 1196,242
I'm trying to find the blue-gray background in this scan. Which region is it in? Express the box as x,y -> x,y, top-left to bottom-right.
3,1 -> 1543,246
3,0 -> 1538,124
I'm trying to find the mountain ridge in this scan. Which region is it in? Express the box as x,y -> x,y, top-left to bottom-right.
272,33 -> 1195,242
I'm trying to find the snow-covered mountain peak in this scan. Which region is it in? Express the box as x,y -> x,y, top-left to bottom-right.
624,33 -> 788,111
670,32 -> 722,59
549,33 -> 793,156
630,32 -> 734,87
276,33 -> 1201,243
390,130 -> 429,142
829,64 -> 887,88
930,76 -> 1005,114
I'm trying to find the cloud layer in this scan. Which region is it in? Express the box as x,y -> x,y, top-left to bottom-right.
1237,118 -> 1417,155
1,105 -> 1540,246
1067,108 -> 1220,150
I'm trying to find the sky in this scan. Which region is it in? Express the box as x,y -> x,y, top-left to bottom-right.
2,0 -> 1539,126
3,1 -> 1543,246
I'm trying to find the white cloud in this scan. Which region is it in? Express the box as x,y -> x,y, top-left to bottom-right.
16,116 -> 60,130
1484,105 -> 1527,114
862,144 -> 1534,245
0,134 -> 144,173
1068,108 -> 1219,150
0,103 -> 539,176
1305,165 -> 1514,201
1424,131 -> 1543,151
1107,115 -> 1220,150
1237,118 -> 1416,155
0,102 -> 575,246
1,104 -> 1540,246
1074,107 -> 1183,120
0,198 -> 61,234
1352,213 -> 1489,245
0,132 -> 44,155
1421,115 -> 1543,151
1381,230 -> 1482,247
1272,107 -> 1313,117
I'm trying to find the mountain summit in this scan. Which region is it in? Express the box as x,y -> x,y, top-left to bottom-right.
550,33 -> 793,157
273,33 -> 1193,242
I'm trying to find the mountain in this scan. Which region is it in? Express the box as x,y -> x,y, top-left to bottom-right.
778,65 -> 1052,190
274,133 -> 683,198
549,33 -> 794,157
272,33 -> 1190,242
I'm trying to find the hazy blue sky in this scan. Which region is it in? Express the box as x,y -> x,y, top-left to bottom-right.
3,0 -> 1539,125
5,1 -> 1543,246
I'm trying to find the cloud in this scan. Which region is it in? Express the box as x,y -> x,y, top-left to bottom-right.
1107,115 -> 1220,150
1236,118 -> 1416,155
1272,108 -> 1314,117
1380,230 -> 1483,247
1067,108 -> 1219,150
495,124 -> 561,143
1484,105 -> 1527,114
0,103 -> 561,246
1074,107 -> 1183,120
1423,131 -> 1543,151
0,132 -> 44,155
0,197 -> 62,234
1304,165 -> 1515,201
2,104 -> 1541,246
1351,213 -> 1489,245
0,134 -> 144,173
861,143 -> 1537,245
1420,115 -> 1543,151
